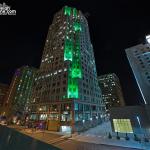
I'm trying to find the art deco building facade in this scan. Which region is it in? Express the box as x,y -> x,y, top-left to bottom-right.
2,66 -> 36,117
29,6 -> 105,132
0,83 -> 9,111
98,73 -> 125,113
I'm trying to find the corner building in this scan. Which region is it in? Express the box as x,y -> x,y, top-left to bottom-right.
30,6 -> 105,132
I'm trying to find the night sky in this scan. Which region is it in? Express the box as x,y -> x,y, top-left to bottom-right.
0,0 -> 150,105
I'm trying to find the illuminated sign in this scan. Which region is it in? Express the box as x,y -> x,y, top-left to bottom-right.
113,119 -> 133,133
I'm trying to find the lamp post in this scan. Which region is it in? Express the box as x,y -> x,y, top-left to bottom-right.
146,35 -> 150,44
136,116 -> 142,132
136,116 -> 143,139
38,107 -> 42,129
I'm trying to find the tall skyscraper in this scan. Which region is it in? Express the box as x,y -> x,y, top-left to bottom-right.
98,73 -> 125,114
125,41 -> 150,105
125,36 -> 150,121
29,6 -> 105,132
2,66 -> 36,117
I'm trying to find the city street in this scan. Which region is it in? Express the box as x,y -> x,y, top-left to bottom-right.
8,125 -> 144,150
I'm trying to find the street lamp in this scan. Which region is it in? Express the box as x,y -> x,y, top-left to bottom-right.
136,116 -> 141,128
146,35 -> 150,44
39,108 -> 42,111
136,116 -> 143,137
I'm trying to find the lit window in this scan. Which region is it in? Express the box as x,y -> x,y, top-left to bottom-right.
64,68 -> 67,71
54,71 -> 57,75
58,69 -> 62,72
58,32 -> 62,35
40,114 -> 47,120
113,119 -> 133,133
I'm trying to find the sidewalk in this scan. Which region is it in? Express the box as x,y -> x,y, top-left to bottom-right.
8,125 -> 71,145
69,121 -> 150,149
71,134 -> 150,150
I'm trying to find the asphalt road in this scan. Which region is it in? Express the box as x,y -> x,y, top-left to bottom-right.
0,125 -> 61,150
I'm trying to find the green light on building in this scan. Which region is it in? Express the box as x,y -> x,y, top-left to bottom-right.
64,6 -> 71,16
73,8 -> 77,17
64,38 -> 73,61
74,22 -> 81,31
63,95 -> 66,99
67,78 -> 79,98
71,32 -> 82,78
71,68 -> 82,79
63,9 -> 82,99
71,61 -> 82,78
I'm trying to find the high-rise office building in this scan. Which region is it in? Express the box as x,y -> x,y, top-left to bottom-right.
125,41 -> 150,105
98,73 -> 125,113
2,66 -> 36,117
29,6 -> 105,132
125,36 -> 150,121
0,83 -> 9,112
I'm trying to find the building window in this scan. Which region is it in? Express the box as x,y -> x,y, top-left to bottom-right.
63,87 -> 66,92
63,80 -> 66,84
64,73 -> 67,78
113,119 -> 133,133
